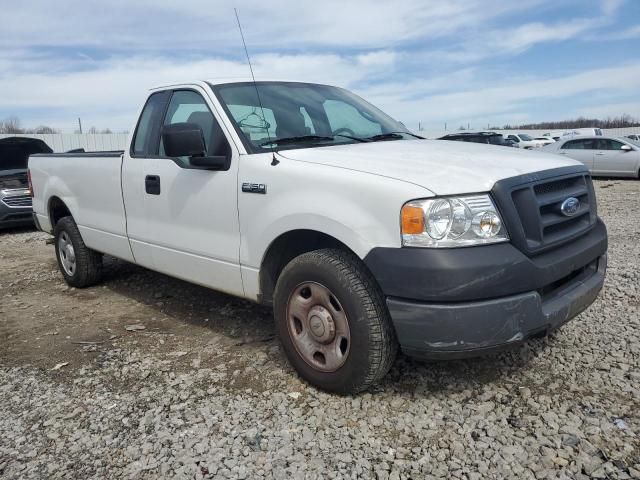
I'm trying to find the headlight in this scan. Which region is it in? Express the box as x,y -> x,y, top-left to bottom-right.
401,194 -> 508,247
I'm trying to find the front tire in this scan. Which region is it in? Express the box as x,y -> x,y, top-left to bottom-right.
54,216 -> 103,288
273,249 -> 397,394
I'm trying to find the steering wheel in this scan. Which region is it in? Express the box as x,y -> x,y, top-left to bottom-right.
332,127 -> 356,137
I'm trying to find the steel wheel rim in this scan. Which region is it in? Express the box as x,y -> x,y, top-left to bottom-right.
58,232 -> 76,276
286,281 -> 351,372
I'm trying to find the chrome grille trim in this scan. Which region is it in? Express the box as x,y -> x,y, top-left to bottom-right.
1,188 -> 32,209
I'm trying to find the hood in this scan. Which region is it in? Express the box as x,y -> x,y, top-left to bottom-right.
278,139 -> 582,195
0,136 -> 53,171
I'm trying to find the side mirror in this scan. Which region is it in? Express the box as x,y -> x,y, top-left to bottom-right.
162,122 -> 230,171
621,144 -> 632,152
162,122 -> 206,157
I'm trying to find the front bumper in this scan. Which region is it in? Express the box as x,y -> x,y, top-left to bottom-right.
364,219 -> 607,359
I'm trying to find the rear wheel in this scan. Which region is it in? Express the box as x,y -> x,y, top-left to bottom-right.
54,216 -> 103,288
273,249 -> 397,394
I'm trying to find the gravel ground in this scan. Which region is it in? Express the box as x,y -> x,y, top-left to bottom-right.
1,179 -> 639,480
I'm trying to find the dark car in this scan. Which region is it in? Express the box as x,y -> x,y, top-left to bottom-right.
502,138 -> 519,147
0,136 -> 53,229
438,131 -> 515,147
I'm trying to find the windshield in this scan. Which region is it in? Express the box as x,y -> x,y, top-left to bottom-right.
211,82 -> 411,153
519,134 -> 533,141
621,137 -> 640,148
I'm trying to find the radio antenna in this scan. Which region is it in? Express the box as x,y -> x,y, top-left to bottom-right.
234,8 -> 279,166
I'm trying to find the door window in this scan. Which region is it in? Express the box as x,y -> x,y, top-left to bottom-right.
596,139 -> 625,150
132,92 -> 170,156
562,139 -> 596,150
160,90 -> 230,158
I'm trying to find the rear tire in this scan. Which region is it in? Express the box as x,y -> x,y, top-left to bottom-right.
53,216 -> 103,288
273,248 -> 397,394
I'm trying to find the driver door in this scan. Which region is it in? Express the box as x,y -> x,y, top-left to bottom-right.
592,139 -> 635,176
122,87 -> 243,297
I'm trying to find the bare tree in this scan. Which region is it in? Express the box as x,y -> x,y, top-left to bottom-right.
0,117 -> 115,134
0,117 -> 24,134
26,126 -> 59,134
507,114 -> 640,130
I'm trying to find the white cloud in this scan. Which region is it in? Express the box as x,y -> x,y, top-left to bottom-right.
601,0 -> 625,15
3,45 -> 638,133
498,19 -> 603,53
0,0 -> 540,51
368,63 -> 640,127
417,17 -> 607,64
0,51 -> 402,130
575,101 -> 640,119
0,0 -> 636,131
605,24 -> 640,40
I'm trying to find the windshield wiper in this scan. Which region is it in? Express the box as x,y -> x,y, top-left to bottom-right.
365,132 -> 424,142
259,135 -> 333,147
332,134 -> 369,143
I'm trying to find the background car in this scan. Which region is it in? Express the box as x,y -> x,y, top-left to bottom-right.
542,136 -> 640,178
505,133 -> 545,149
626,134 -> 640,141
561,128 -> 603,137
0,136 -> 52,228
438,131 -> 513,146
533,136 -> 556,146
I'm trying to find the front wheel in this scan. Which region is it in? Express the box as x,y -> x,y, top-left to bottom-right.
273,249 -> 397,394
54,216 -> 103,288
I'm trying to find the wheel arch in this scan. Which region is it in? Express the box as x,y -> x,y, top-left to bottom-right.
48,196 -> 73,227
258,229 -> 362,306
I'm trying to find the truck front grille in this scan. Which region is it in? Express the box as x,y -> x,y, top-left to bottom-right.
492,168 -> 597,256
1,189 -> 32,209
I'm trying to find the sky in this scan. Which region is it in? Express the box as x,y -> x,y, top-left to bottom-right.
0,0 -> 639,133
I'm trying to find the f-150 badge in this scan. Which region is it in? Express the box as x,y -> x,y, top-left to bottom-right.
242,183 -> 267,194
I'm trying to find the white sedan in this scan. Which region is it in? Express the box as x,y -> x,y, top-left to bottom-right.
533,136 -> 556,146
542,136 -> 640,178
505,133 -> 542,149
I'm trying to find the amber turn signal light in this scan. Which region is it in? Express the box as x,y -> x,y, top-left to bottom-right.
401,205 -> 424,235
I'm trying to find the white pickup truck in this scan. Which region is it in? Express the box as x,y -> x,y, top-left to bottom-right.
29,80 -> 608,393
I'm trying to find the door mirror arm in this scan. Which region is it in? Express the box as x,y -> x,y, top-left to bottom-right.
187,154 -> 231,171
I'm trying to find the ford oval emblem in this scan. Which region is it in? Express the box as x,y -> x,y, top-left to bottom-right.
560,197 -> 580,217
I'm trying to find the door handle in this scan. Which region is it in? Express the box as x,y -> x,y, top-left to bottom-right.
595,152 -> 605,156
145,175 -> 161,195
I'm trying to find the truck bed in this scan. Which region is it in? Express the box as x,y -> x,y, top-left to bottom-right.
29,151 -> 135,262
